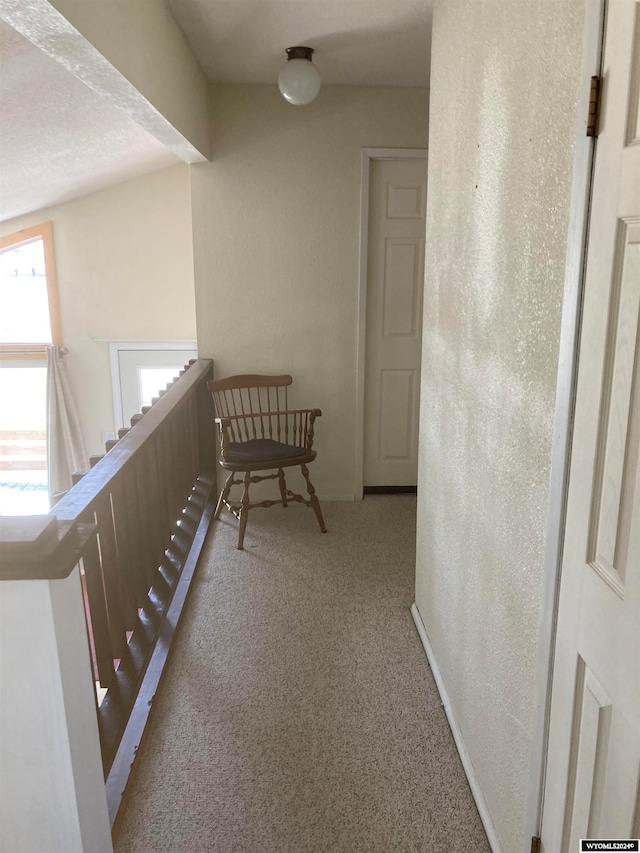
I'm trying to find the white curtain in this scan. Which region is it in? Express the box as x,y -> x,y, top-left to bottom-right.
46,345 -> 87,500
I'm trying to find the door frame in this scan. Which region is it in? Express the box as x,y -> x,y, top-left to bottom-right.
524,0 -> 606,842
108,340 -> 197,430
354,147 -> 428,500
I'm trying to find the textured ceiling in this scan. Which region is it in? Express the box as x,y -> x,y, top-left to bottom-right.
0,20 -> 179,223
168,0 -> 432,88
0,1 -> 432,222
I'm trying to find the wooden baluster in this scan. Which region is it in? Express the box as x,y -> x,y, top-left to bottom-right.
133,456 -> 156,593
178,405 -> 191,508
171,408 -> 184,514
164,418 -> 179,528
154,425 -> 171,553
185,400 -> 195,494
167,418 -> 190,563
145,439 -> 166,584
197,373 -> 215,475
165,418 -> 180,543
170,415 -> 184,519
94,494 -> 130,661
192,389 -> 205,481
126,469 -> 149,607
161,418 -> 174,529
111,479 -> 143,621
78,518 -> 116,689
185,394 -> 197,485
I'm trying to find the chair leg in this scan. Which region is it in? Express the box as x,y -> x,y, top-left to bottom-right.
237,471 -> 251,550
278,468 -> 288,507
301,464 -> 327,533
214,471 -> 234,520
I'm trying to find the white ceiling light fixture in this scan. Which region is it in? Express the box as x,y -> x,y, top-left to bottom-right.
278,46 -> 321,106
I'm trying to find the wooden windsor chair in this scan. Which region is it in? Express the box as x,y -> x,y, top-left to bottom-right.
207,374 -> 327,549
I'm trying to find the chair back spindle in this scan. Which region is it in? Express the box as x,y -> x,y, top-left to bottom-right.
209,375 -> 294,447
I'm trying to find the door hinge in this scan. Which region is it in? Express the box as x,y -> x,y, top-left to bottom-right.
531,836 -> 542,853
587,75 -> 601,137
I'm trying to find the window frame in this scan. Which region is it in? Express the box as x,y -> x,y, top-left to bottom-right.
0,221 -> 62,360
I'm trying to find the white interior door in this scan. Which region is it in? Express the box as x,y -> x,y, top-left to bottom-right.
541,1 -> 640,847
363,157 -> 427,487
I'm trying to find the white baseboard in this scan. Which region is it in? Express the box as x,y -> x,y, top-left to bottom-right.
410,603 -> 503,853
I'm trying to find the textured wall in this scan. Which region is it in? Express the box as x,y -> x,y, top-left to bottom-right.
0,164 -> 197,457
192,84 -> 429,500
414,1 -> 584,850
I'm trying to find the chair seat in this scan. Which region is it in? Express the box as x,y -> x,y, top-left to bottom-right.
227,439 -> 308,464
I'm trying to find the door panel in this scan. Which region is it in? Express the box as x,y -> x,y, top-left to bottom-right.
383,239 -> 421,336
364,158 -> 427,487
541,1 -> 640,848
379,369 -> 415,461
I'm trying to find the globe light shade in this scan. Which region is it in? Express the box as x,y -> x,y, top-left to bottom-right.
278,47 -> 321,106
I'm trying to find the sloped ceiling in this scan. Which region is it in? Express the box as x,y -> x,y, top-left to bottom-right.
0,0 -> 432,223
0,19 -> 179,222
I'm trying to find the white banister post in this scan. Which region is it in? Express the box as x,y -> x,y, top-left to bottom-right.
0,517 -> 112,853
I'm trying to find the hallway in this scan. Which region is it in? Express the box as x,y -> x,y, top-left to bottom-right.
115,496 -> 489,852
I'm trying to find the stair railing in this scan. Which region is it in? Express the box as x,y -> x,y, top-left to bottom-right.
0,358 -> 216,844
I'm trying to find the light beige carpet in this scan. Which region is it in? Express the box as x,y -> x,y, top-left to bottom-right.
115,496 -> 490,852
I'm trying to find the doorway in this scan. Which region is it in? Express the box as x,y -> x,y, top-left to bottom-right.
109,341 -> 197,431
355,149 -> 428,499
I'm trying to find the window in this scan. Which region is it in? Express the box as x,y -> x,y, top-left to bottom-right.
0,222 -> 60,513
0,221 -> 61,356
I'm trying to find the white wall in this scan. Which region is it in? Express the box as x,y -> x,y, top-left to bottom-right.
0,570 -> 113,852
192,84 -> 428,500
48,0 -> 210,159
415,2 -> 585,851
0,164 -> 197,458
